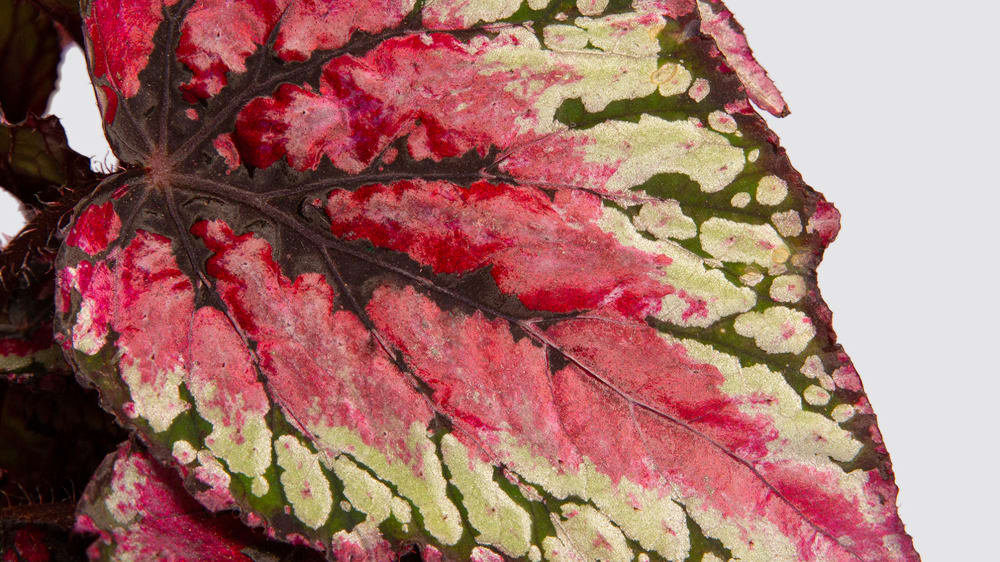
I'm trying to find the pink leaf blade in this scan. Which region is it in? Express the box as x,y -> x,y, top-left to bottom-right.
75,440 -> 326,561
61,0 -> 919,559
696,0 -> 789,117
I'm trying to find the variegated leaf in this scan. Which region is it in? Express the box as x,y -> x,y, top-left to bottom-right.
76,440 -> 325,560
58,0 -> 918,560
1,221 -> 67,381
0,115 -> 98,309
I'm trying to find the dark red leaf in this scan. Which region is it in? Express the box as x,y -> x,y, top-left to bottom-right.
0,0 -> 62,122
0,116 -> 95,212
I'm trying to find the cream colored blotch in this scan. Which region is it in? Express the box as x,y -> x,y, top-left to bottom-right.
309,421 -> 462,545
580,115 -> 745,194
119,352 -> 188,433
597,206 -> 755,328
633,199 -> 697,240
733,307 -> 816,354
556,504 -> 632,562
577,0 -> 609,16
771,210 -> 802,237
440,435 -> 532,557
106,455 -> 146,525
688,77 -> 710,102
427,0 -> 547,27
756,175 -> 788,205
275,435 -> 333,529
542,25 -> 589,51
708,110 -> 738,133
172,440 -> 196,464
832,404 -> 856,423
731,192 -> 751,208
769,274 -> 806,303
699,218 -> 789,267
650,62 -> 693,97
195,386 -> 272,484
577,13 -> 665,57
804,385 -> 831,406
331,455 -> 411,526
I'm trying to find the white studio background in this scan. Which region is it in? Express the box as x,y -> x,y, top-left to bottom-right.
723,2 -> 1000,559
3,5 -> 998,559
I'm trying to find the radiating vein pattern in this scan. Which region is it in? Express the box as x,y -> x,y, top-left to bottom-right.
61,0 -> 918,560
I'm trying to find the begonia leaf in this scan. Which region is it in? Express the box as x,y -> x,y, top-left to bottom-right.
0,272 -> 64,382
0,115 -> 98,373
58,0 -> 918,560
1,218 -> 68,381
0,115 -> 96,213
75,440 -> 326,561
0,377 -> 123,516
0,0 -> 62,122
25,0 -> 86,47
0,192 -> 121,561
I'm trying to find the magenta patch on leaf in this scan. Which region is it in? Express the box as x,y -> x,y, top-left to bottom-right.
698,1 -> 788,116
66,260 -> 114,355
469,546 -> 504,562
421,545 -> 444,562
234,82 -> 372,171
328,180 -> 673,315
368,285 -> 580,466
175,0 -> 281,100
85,0 -> 178,98
272,0 -> 414,61
175,0 -> 413,100
545,316 -> 775,459
833,364 -> 864,392
660,0 -> 697,18
328,527 -> 394,561
66,202 -> 122,255
807,199 -> 842,246
0,323 -> 55,363
213,133 -> 241,171
193,220 -> 433,463
758,460 -> 914,559
76,442 -> 259,560
95,84 -> 118,123
234,32 -> 575,172
191,458 -> 238,512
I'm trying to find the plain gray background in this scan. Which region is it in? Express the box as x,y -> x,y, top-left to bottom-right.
2,3 -> 997,558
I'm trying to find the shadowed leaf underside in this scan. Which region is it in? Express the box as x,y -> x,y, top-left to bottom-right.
0,0 -> 62,122
57,0 -> 918,560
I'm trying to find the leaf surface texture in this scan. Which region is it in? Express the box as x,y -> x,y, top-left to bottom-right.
59,0 -> 918,560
